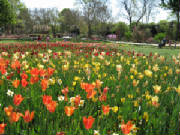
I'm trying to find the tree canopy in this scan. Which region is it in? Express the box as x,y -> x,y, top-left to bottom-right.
0,0 -> 14,27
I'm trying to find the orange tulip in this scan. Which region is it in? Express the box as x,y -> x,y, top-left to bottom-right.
81,83 -> 95,93
46,101 -> 57,113
0,58 -> 8,74
83,116 -> 95,130
13,94 -> 24,106
102,105 -> 110,115
12,79 -> 20,88
80,82 -> 86,90
9,112 -> 23,123
4,106 -> 13,116
11,60 -> 21,70
21,79 -> 28,88
64,106 -> 75,116
121,120 -> 133,134
47,67 -> 54,76
62,87 -> 68,101
41,79 -> 48,91
95,79 -> 103,89
23,110 -> 34,123
42,95 -> 52,105
0,123 -> 7,134
86,90 -> 97,99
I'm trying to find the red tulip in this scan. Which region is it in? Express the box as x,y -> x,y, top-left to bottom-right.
21,73 -> 28,80
21,79 -> 28,87
23,110 -> 34,123
30,68 -> 39,76
83,116 -> 95,130
42,95 -> 52,105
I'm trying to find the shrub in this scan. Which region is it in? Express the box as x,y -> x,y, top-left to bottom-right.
154,33 -> 166,43
124,31 -> 132,41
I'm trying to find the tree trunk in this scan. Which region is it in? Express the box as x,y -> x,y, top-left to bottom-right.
176,12 -> 180,41
129,17 -> 132,31
176,1 -> 180,41
88,22 -> 91,38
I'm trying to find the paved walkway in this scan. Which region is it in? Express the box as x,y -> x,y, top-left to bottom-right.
114,41 -> 180,47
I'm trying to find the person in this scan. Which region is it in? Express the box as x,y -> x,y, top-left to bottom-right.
168,40 -> 172,48
38,35 -> 41,41
158,37 -> 167,48
46,35 -> 50,42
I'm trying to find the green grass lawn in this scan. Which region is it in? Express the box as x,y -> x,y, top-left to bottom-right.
118,44 -> 180,57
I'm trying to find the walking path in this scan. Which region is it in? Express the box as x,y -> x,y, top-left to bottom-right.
114,41 -> 180,47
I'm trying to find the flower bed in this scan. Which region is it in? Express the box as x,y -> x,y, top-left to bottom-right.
0,42 -> 179,135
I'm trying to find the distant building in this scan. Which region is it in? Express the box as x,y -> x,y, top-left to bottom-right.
33,25 -> 51,33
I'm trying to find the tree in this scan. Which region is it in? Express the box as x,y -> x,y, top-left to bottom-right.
144,0 -> 157,23
16,7 -> 33,34
0,0 -> 14,29
76,0 -> 111,37
119,0 -> 153,29
112,22 -> 129,40
161,0 -> 180,40
59,8 -> 80,34
30,8 -> 59,34
8,0 -> 26,34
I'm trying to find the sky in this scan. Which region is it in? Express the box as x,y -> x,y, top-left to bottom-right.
21,0 -> 170,23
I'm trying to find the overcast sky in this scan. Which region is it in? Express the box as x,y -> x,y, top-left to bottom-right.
21,0 -> 170,23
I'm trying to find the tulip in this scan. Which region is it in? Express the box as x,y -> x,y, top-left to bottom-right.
12,79 -> 20,88
41,79 -> 48,91
4,106 -> 13,116
121,120 -> 133,134
9,112 -> 23,123
23,110 -> 34,123
64,106 -> 75,116
0,123 -> 6,134
102,105 -> 110,115
46,101 -> 57,113
42,95 -> 52,105
83,116 -> 95,130
21,79 -> 28,88
13,94 -> 24,106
